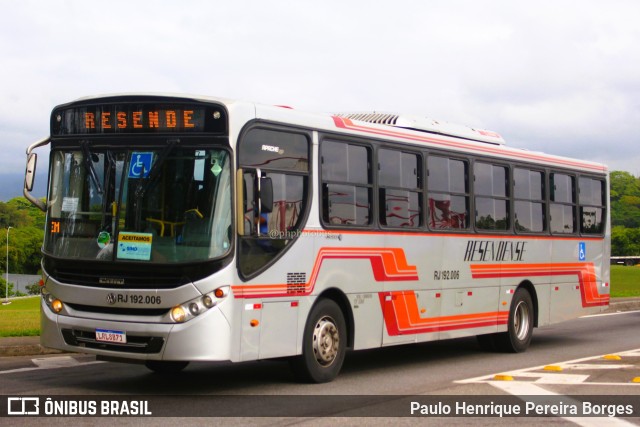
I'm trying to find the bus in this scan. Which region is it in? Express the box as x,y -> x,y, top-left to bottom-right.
23,94 -> 610,383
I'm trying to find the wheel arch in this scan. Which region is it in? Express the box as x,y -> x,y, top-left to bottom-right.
316,287 -> 355,349
516,280 -> 539,327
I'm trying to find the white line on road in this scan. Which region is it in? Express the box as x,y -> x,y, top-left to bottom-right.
0,356 -> 103,375
490,381 -> 637,427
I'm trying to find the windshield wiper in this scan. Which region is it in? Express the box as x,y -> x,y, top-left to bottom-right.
81,141 -> 103,194
100,151 -> 117,231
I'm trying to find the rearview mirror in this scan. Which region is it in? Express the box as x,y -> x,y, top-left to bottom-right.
24,153 -> 37,192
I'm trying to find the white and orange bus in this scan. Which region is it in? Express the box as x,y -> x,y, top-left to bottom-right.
23,94 -> 610,382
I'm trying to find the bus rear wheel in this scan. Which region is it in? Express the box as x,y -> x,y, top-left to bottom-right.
477,288 -> 534,353
145,360 -> 189,374
495,288 -> 534,352
290,298 -> 347,383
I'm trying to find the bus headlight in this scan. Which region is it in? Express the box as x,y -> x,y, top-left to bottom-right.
169,286 -> 229,323
202,295 -> 214,308
171,306 -> 187,323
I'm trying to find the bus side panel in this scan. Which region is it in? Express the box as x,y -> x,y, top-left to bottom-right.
312,233 -> 386,350
258,301 -> 299,359
439,236 -> 500,341
350,291 -> 384,350
549,239 -> 607,323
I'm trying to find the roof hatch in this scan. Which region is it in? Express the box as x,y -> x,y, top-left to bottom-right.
334,112 -> 505,145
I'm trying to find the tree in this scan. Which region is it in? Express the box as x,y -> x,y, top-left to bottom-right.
610,171 -> 640,228
25,282 -> 42,295
0,277 -> 15,299
1,197 -> 46,275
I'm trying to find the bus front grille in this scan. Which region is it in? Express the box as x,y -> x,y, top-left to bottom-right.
61,329 -> 165,354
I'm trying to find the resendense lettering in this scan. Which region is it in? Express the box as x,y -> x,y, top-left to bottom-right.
464,240 -> 527,262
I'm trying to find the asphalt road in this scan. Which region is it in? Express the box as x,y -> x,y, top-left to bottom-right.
2,310 -> 640,425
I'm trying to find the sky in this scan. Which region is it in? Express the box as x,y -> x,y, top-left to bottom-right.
1,0 -> 639,199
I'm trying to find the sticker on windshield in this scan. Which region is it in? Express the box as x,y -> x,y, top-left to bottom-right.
117,232 -> 153,261
128,152 -> 154,179
97,231 -> 111,249
61,197 -> 79,212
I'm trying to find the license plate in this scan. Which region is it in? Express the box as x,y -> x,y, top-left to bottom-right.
95,329 -> 127,344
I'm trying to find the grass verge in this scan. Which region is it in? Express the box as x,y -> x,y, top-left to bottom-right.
610,264 -> 640,297
0,296 -> 40,337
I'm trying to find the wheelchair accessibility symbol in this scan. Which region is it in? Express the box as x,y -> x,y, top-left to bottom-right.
128,152 -> 154,179
579,242 -> 586,261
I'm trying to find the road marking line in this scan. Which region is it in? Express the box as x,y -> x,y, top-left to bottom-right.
582,310 -> 640,318
0,356 -> 103,375
458,348 -> 640,384
32,356 -> 81,368
490,381 -> 637,427
562,364 -> 635,370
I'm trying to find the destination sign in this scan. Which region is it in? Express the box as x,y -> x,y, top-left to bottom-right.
51,103 -> 227,135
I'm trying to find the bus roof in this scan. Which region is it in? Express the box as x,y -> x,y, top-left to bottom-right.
58,93 -> 608,174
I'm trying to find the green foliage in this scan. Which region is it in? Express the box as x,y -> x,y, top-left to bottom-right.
609,172 -> 640,255
0,277 -> 15,299
25,282 -> 41,295
610,171 -> 640,228
1,197 -> 46,275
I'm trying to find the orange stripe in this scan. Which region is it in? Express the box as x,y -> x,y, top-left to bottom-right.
233,247 -> 418,298
470,262 -> 609,307
385,290 -> 508,334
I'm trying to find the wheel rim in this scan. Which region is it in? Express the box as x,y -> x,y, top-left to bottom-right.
513,300 -> 531,341
312,315 -> 340,366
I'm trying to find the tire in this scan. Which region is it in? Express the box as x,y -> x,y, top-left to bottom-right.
145,360 -> 189,374
493,288 -> 534,353
290,298 -> 347,383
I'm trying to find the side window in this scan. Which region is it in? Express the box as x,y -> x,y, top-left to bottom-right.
427,156 -> 469,229
550,173 -> 576,234
474,162 -> 509,231
238,128 -> 309,278
579,177 -> 606,234
321,140 -> 372,226
378,149 -> 422,228
514,168 -> 545,233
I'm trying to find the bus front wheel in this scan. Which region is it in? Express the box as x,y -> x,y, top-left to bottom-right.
290,298 -> 347,383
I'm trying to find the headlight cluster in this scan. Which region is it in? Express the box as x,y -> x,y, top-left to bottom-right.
170,286 -> 229,323
41,289 -> 64,314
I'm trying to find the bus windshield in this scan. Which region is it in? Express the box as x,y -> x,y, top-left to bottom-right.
44,145 -> 232,264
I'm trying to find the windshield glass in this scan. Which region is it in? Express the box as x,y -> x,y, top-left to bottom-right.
44,145 -> 232,264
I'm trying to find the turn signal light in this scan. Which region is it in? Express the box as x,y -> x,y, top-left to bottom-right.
51,299 -> 64,313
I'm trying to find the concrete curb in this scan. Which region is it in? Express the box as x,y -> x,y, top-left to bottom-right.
1,298 -> 639,358
0,336 -> 65,358
604,297 -> 640,314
